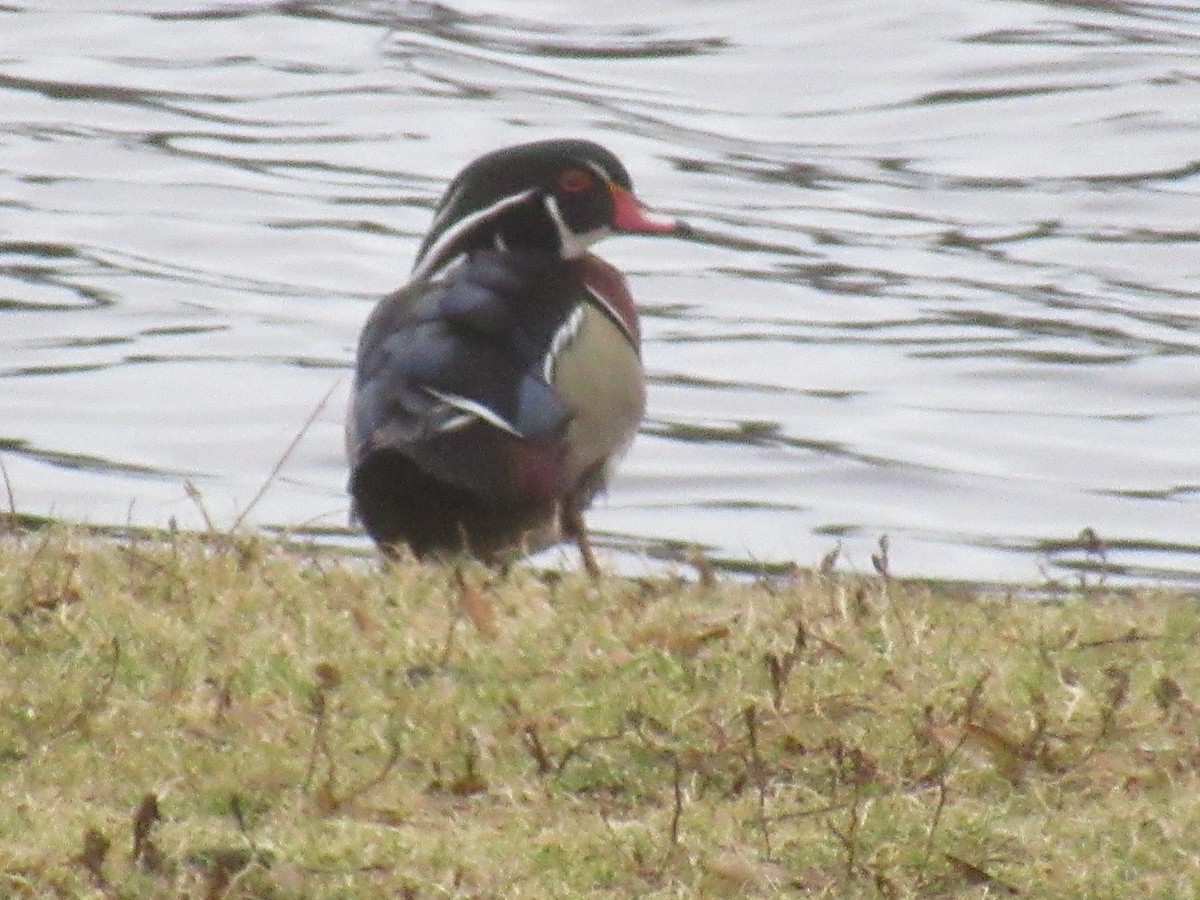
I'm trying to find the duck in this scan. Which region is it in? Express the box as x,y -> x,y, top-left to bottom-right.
347,139 -> 685,575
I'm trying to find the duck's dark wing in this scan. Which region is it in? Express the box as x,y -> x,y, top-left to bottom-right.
347,251 -> 582,552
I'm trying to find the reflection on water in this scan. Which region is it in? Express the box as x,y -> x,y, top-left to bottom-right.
1,0 -> 1198,588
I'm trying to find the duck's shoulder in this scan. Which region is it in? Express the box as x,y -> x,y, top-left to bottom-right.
356,250 -> 584,369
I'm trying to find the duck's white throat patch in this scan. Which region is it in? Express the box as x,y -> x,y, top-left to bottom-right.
543,195 -> 609,260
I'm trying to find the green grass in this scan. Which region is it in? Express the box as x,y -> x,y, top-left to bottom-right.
2,526 -> 1199,897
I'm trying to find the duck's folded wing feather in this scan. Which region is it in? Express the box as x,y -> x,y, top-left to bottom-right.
349,252 -> 578,503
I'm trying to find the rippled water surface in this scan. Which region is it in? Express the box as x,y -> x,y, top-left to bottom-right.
3,0 -> 1198,587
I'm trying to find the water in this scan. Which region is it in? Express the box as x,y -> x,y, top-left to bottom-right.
2,0 -> 1198,588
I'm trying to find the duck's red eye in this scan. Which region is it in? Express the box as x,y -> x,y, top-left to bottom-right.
558,168 -> 593,193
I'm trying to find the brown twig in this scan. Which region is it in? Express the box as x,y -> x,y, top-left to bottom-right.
340,734 -> 404,806
744,705 -> 773,859
131,793 -> 162,872
554,728 -> 628,778
303,665 -> 337,796
828,788 -> 863,882
668,753 -> 684,850
230,793 -> 256,848
917,723 -> 971,885
522,724 -> 554,776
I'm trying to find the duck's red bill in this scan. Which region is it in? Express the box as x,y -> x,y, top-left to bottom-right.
609,184 -> 682,234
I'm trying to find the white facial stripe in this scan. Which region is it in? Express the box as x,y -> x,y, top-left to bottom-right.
542,305 -> 586,383
424,386 -> 521,436
584,160 -> 614,182
543,195 -> 609,259
426,181 -> 467,237
413,188 -> 538,281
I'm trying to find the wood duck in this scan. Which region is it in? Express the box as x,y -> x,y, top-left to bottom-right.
347,139 -> 685,573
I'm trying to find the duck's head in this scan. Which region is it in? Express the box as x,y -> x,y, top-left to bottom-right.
412,139 -> 684,280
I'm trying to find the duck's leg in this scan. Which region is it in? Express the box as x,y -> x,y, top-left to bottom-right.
561,501 -> 601,579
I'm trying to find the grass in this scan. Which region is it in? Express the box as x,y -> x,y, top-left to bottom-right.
1,525 -> 1199,898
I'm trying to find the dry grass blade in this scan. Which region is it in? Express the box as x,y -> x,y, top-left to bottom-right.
688,547 -> 717,587
871,534 -> 890,578
47,637 -> 121,744
184,481 -> 215,532
232,377 -> 342,531
0,453 -> 17,532
819,541 -> 841,575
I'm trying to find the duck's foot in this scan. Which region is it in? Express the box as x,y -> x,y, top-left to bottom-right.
561,504 -> 601,579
